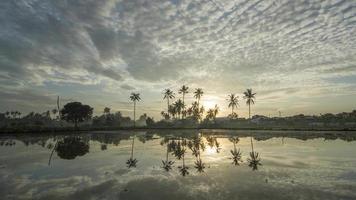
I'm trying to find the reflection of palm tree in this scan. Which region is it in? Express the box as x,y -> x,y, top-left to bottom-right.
179,85 -> 189,118
243,89 -> 256,119
126,137 -> 138,168
205,136 -> 221,153
48,140 -> 58,166
163,89 -> 175,118
229,137 -> 242,165
188,135 -> 206,173
194,159 -> 205,173
162,141 -> 175,171
173,139 -> 189,176
248,137 -> 261,170
130,93 -> 141,127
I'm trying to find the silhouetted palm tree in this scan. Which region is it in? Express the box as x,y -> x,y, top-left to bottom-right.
179,85 -> 189,118
126,136 -> 138,168
194,88 -> 204,108
248,137 -> 261,170
243,89 -> 256,119
229,137 -> 242,165
206,109 -> 215,121
174,99 -> 185,119
130,93 -> 141,127
163,89 -> 175,118
227,94 -> 239,116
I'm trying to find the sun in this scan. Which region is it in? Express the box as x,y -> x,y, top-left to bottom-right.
202,100 -> 216,109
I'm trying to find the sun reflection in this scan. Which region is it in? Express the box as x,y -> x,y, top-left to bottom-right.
205,147 -> 216,155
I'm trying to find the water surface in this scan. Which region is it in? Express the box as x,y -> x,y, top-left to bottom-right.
1,130 -> 356,200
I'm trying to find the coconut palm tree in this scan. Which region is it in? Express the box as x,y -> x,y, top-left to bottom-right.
229,137 -> 242,165
179,85 -> 189,118
163,89 -> 175,118
173,99 -> 185,119
206,109 -> 215,121
248,137 -> 261,170
194,88 -> 204,107
126,136 -> 138,168
227,94 -> 239,116
243,89 -> 256,119
130,93 -> 141,127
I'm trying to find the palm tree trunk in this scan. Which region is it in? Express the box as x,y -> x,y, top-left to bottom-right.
248,103 -> 251,119
182,94 -> 185,119
133,101 -> 136,127
232,107 -> 234,116
167,99 -> 170,117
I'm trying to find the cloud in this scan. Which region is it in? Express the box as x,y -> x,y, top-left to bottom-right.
0,0 -> 355,116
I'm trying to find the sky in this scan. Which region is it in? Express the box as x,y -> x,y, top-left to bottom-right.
0,0 -> 355,119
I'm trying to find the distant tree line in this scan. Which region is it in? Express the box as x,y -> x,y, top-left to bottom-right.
0,86 -> 356,131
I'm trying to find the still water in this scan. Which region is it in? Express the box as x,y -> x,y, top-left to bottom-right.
1,130 -> 356,200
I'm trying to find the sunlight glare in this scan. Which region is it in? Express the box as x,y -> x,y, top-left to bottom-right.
203,100 -> 216,109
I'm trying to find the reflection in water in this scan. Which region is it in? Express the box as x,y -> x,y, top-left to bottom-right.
171,139 -> 189,176
161,138 -> 175,171
1,131 -> 356,200
189,135 -> 206,173
205,136 -> 221,153
55,136 -> 89,160
248,137 -> 262,171
229,137 -> 243,166
126,136 -> 138,168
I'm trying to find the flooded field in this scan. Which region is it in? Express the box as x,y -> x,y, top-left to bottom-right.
1,130 -> 356,200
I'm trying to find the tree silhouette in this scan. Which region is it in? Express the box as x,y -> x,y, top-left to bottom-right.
60,102 -> 93,128
179,85 -> 189,118
194,88 -> 204,108
173,99 -> 185,119
103,107 -> 111,115
163,89 -> 175,118
126,136 -> 138,168
130,93 -> 141,127
243,89 -> 256,119
227,94 -> 239,118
